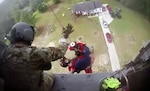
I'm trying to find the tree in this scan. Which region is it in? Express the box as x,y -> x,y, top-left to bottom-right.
20,10 -> 38,26
10,6 -> 21,22
29,0 -> 43,10
118,0 -> 150,21
38,2 -> 48,13
53,0 -> 61,4
145,0 -> 150,21
19,0 -> 30,8
10,7 -> 38,26
133,0 -> 145,13
0,0 -> 15,42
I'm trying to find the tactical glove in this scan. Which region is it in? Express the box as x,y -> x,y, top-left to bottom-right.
62,24 -> 74,38
60,57 -> 71,67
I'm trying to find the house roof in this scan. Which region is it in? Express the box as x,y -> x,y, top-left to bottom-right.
72,0 -> 102,13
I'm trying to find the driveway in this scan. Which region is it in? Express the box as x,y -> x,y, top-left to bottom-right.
98,5 -> 121,71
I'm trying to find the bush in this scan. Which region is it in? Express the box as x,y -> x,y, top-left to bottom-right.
53,0 -> 61,4
38,3 -> 48,13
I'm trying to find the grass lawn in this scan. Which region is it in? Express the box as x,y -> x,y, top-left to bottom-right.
101,0 -> 150,66
33,0 -> 150,73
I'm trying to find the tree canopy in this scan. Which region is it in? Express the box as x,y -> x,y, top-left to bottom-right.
0,0 -> 50,42
118,0 -> 150,21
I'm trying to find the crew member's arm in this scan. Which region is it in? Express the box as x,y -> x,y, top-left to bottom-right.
31,24 -> 74,62
32,44 -> 68,62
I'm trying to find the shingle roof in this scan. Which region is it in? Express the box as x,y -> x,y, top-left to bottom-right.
72,0 -> 102,13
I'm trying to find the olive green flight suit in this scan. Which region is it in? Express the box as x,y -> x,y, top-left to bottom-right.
0,43 -> 68,91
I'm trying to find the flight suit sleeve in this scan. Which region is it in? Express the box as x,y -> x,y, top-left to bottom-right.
31,23 -> 74,63
64,48 -> 76,60
31,38 -> 68,63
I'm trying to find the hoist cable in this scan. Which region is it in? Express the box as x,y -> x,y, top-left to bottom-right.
47,1 -> 64,28
46,1 -> 73,42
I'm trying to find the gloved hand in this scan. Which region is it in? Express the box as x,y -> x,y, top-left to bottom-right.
75,50 -> 83,56
62,23 -> 74,38
60,57 -> 71,67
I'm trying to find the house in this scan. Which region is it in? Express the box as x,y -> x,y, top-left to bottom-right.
72,0 -> 102,16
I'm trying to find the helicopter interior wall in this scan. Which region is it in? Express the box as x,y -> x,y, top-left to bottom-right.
127,64 -> 150,91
